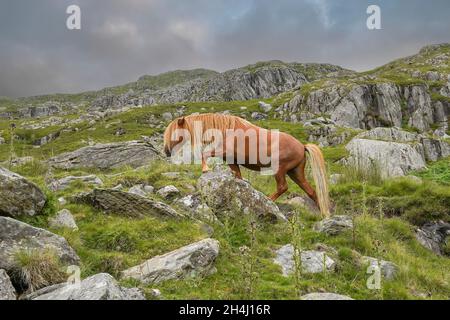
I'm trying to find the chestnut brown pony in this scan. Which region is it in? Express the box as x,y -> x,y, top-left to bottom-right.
163,113 -> 330,217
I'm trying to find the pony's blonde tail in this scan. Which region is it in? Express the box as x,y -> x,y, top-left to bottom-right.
305,144 -> 330,217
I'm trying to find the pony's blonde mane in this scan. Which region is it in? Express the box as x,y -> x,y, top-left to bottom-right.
164,113 -> 253,146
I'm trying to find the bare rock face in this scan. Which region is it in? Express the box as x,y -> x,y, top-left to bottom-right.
121,238 -> 220,284
0,217 -> 80,273
300,293 -> 353,300
25,273 -> 145,300
273,244 -> 336,276
344,138 -> 426,177
75,189 -> 182,219
0,269 -> 16,300
415,221 -> 450,255
198,168 -> 286,221
47,140 -> 160,170
0,167 -> 47,218
278,82 -> 447,133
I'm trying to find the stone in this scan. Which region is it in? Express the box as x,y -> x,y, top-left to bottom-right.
251,112 -> 267,120
0,167 -> 47,218
48,175 -> 104,192
128,184 -> 152,197
314,215 -> 353,236
49,209 -> 78,231
149,288 -> 162,299
58,197 -> 67,206
361,256 -> 398,280
198,168 -> 286,221
26,273 -> 145,300
75,189 -> 182,219
415,221 -> 450,255
300,293 -> 353,300
286,196 -> 320,214
121,238 -> 219,284
157,185 -> 180,199
0,217 -> 80,273
258,101 -> 272,112
329,174 -> 343,185
0,136 -> 5,144
48,140 -> 160,170
176,194 -> 218,223
344,138 -> 426,177
273,244 -> 336,276
0,269 -> 16,300
162,112 -> 173,121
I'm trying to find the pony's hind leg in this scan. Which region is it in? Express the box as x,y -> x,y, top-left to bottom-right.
229,164 -> 242,179
287,161 -> 318,204
269,170 -> 288,201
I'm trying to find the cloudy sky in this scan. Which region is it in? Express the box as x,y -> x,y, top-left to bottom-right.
0,0 -> 449,97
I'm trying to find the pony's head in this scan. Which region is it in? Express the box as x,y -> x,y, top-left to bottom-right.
163,117 -> 188,157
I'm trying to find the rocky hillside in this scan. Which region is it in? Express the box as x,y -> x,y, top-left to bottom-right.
0,44 -> 449,300
0,61 -> 350,118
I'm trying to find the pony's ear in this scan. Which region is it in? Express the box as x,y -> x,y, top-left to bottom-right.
177,117 -> 185,126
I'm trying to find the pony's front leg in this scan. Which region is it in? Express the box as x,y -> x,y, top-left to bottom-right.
201,153 -> 211,173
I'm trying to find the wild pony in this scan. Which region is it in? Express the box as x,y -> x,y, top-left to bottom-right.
163,113 -> 330,217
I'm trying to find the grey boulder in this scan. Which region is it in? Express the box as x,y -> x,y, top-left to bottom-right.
75,189 -> 182,219
300,293 -> 353,300
0,167 -> 47,218
361,256 -> 398,280
314,215 -> 353,236
0,269 -> 16,300
415,221 -> 450,255
274,244 -> 336,276
344,138 -> 426,177
198,168 -> 286,221
0,217 -> 80,272
48,209 -> 78,231
121,238 -> 219,284
48,140 -> 160,170
27,273 -> 145,300
48,175 -> 103,192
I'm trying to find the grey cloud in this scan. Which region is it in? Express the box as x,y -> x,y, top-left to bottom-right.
0,0 -> 449,97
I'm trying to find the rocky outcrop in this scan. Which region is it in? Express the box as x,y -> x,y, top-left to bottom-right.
344,138 -> 426,177
25,273 -> 145,300
0,269 -> 16,300
18,102 -> 62,118
198,168 -> 286,221
75,189 -> 182,219
0,167 -> 47,218
314,215 -> 353,236
273,244 -> 336,276
48,209 -> 78,231
279,82 -> 448,132
48,140 -> 160,170
0,217 -> 80,272
300,293 -> 353,300
305,123 -> 353,147
121,238 -> 219,284
48,175 -> 104,192
33,131 -> 61,146
415,221 -> 450,255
